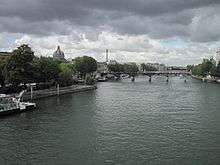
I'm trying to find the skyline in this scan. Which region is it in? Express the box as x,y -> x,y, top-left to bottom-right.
0,0 -> 220,66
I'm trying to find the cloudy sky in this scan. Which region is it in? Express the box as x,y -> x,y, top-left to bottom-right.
0,0 -> 220,66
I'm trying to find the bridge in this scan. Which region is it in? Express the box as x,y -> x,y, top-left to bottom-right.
142,70 -> 191,76
103,70 -> 191,82
142,70 -> 191,82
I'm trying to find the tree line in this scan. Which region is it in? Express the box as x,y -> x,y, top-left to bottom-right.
107,62 -> 139,76
0,45 -> 97,92
187,58 -> 220,78
107,62 -> 158,76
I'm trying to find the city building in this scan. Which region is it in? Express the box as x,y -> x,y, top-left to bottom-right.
53,46 -> 65,60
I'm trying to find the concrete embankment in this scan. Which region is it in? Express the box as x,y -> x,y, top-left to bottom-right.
23,85 -> 97,101
191,75 -> 220,83
191,75 -> 203,81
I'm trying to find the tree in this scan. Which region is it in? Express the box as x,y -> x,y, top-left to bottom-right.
0,53 -> 11,86
187,65 -> 194,72
33,56 -> 60,83
145,65 -> 158,71
140,63 -> 146,72
108,63 -> 124,73
200,58 -> 214,76
192,64 -> 203,76
0,55 -> 9,86
5,44 -> 35,86
140,63 -> 158,72
123,63 -> 139,76
215,62 -> 220,77
73,56 -> 97,77
58,62 -> 75,86
191,58 -> 216,77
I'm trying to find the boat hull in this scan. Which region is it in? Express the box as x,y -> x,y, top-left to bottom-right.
0,104 -> 36,116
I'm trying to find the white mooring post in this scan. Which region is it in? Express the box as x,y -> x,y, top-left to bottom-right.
30,85 -> 33,100
57,84 -> 60,96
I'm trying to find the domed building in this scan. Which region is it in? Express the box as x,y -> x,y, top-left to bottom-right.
53,46 -> 65,60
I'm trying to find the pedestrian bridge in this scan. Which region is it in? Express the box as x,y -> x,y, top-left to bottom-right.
142,70 -> 190,76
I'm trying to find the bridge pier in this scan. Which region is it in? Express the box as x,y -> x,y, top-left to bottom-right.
131,76 -> 135,82
149,75 -> 152,82
166,75 -> 169,82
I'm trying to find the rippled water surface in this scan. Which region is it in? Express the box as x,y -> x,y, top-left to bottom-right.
0,76 -> 220,165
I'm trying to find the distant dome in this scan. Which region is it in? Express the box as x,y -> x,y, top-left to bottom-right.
53,46 -> 65,60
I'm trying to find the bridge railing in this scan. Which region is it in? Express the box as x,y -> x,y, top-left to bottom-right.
142,70 -> 190,74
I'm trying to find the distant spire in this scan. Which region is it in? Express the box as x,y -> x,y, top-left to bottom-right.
106,49 -> 108,62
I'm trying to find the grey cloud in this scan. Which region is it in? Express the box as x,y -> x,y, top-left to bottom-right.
0,0 -> 220,42
190,5 -> 220,42
1,0 -> 218,20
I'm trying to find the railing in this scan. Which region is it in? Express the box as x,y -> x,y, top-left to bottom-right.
143,70 -> 190,74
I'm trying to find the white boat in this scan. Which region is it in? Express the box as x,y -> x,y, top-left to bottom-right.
0,91 -> 36,116
179,74 -> 184,79
120,74 -> 130,79
97,77 -> 108,82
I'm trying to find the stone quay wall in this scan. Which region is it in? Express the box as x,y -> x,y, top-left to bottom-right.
22,85 -> 97,101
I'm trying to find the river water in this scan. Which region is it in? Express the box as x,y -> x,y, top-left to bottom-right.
0,76 -> 220,165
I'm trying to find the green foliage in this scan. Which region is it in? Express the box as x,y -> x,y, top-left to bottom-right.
1,44 -> 100,89
108,63 -> 124,72
5,44 -> 35,85
186,65 -> 194,72
140,63 -> 158,71
123,63 -> 139,76
191,64 -> 203,76
85,74 -> 96,85
201,59 -> 214,76
191,58 -> 217,77
33,56 -> 60,83
0,55 -> 9,86
215,62 -> 220,77
73,56 -> 97,77
108,62 -> 139,76
58,62 -> 75,86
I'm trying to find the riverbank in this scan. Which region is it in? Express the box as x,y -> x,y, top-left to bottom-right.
22,85 -> 97,101
191,75 -> 220,83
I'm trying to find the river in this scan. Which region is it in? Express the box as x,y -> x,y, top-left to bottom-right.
0,76 -> 220,165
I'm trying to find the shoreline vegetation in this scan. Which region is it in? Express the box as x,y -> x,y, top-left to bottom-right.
188,58 -> 220,84
0,44 -> 99,99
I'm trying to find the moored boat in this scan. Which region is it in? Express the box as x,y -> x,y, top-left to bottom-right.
0,91 -> 36,116
97,77 -> 108,82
